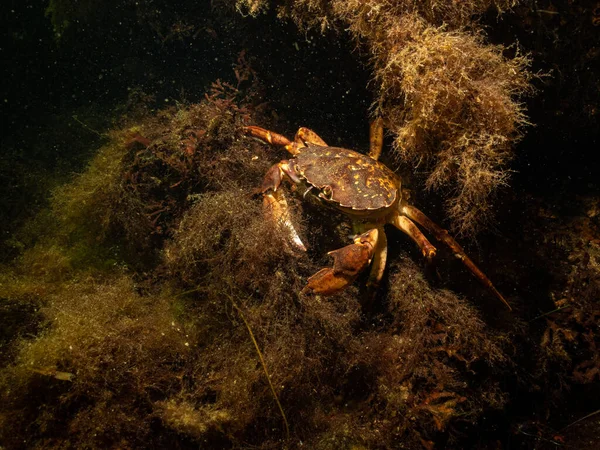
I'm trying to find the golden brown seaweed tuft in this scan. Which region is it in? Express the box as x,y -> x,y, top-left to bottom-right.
368,16 -> 532,235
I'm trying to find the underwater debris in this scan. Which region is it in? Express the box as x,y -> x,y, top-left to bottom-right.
231,299 -> 290,439
30,366 -> 75,382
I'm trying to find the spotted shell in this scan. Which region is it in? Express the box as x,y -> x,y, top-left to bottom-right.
293,144 -> 401,212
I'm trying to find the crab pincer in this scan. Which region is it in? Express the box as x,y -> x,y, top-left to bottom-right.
303,229 -> 379,295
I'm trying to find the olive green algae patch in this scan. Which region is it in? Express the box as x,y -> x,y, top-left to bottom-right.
0,276 -> 196,448
12,131 -> 150,279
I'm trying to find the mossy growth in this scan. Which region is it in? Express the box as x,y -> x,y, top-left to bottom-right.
4,2 -> 600,448
156,119 -> 515,447
374,16 -> 532,235
2,79 -> 516,447
0,276 -> 197,448
13,58 -> 266,281
237,1 -> 521,31
13,130 -> 150,280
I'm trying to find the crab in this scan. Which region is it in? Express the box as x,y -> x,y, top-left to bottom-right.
243,120 -> 511,310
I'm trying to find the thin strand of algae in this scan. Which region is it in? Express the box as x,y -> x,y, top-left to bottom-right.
229,296 -> 290,441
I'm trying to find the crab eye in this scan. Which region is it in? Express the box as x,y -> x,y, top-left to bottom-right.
321,186 -> 332,199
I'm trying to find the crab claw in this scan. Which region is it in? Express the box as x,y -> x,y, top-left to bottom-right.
264,191 -> 306,252
303,229 -> 379,295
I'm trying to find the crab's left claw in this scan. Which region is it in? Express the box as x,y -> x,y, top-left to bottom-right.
303,229 -> 379,295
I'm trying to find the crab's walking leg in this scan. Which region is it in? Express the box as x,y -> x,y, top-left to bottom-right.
243,126 -> 301,155
390,212 -> 437,263
243,126 -> 327,156
354,223 -> 388,291
402,205 -> 512,311
303,229 -> 379,295
369,117 -> 384,161
262,161 -> 306,251
367,226 -> 388,290
295,127 -> 328,147
244,126 -> 292,146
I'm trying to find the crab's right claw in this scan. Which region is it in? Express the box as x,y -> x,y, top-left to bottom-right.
303,229 -> 378,295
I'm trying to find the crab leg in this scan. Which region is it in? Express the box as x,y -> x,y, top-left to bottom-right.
264,191 -> 306,252
243,126 -> 328,156
367,226 -> 388,290
368,117 -> 384,161
401,205 -> 512,311
244,126 -> 292,147
295,127 -> 328,147
244,125 -> 300,155
354,223 -> 388,291
390,213 -> 437,263
303,229 -> 379,295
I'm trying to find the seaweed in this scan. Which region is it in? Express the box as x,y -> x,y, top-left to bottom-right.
370,17 -> 532,235
529,196 -> 600,391
14,129 -> 152,278
0,75 -> 591,449
0,277 -> 195,449
10,53 -> 265,279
